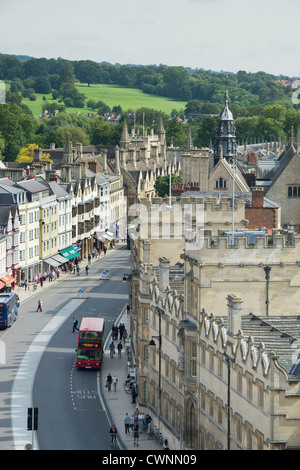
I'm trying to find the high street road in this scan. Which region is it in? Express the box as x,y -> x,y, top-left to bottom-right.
0,247 -> 130,450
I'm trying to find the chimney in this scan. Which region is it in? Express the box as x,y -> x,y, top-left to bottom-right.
227,294 -> 243,335
88,161 -> 98,174
248,152 -> 256,165
33,148 -> 42,162
103,150 -> 107,172
115,146 -> 120,174
159,257 -> 170,297
49,171 -> 58,182
251,187 -> 264,208
60,165 -> 72,183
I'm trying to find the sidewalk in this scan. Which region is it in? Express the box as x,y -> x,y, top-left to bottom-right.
14,244 -> 163,450
15,244 -> 126,304
101,308 -> 164,451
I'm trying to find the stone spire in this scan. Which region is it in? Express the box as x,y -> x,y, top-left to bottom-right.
213,89 -> 237,165
157,116 -> 166,146
186,128 -> 193,150
63,134 -> 73,164
120,120 -> 130,150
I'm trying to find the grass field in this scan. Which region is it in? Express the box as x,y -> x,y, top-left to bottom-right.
21,83 -> 187,118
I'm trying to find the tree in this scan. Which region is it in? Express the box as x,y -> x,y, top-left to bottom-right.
0,132 -> 5,160
33,76 -> 52,94
16,143 -> 52,163
0,103 -> 38,160
75,60 -> 100,86
154,174 -> 182,197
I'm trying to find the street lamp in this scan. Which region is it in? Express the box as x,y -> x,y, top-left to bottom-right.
263,266 -> 271,316
149,307 -> 164,425
224,352 -> 234,450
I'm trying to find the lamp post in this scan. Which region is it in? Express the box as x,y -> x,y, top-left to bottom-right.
224,352 -> 234,450
263,266 -> 271,316
149,307 -> 163,425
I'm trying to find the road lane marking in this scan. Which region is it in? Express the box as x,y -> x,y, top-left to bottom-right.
11,298 -> 86,451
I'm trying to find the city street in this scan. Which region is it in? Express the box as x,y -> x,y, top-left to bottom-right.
0,247 -> 130,450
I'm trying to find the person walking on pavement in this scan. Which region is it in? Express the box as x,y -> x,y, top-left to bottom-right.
119,323 -> 125,340
117,340 -> 123,357
36,299 -> 43,312
133,423 -> 140,446
73,317 -> 79,333
24,279 -> 28,291
76,265 -> 80,276
124,413 -> 131,434
106,373 -> 112,391
131,385 -> 137,404
109,424 -> 118,446
109,341 -> 115,358
85,265 -> 89,275
112,374 -> 118,391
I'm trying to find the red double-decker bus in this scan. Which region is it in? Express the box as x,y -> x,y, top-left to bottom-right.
76,317 -> 105,369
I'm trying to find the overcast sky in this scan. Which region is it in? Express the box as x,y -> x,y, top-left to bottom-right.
1,0 -> 299,77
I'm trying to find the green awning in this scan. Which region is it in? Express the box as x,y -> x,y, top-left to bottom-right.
59,246 -> 79,260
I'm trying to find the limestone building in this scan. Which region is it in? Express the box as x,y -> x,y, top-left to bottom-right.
132,231 -> 300,450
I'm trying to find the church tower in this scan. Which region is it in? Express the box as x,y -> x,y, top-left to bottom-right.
213,90 -> 237,165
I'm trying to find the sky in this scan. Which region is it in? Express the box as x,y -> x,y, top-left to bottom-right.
0,0 -> 299,77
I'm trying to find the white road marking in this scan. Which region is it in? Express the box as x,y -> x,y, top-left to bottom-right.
11,298 -> 86,450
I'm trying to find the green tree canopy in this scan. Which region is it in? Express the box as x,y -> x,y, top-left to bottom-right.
154,174 -> 183,197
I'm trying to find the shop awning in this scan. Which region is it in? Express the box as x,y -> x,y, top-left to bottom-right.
0,273 -> 15,285
96,232 -> 114,241
59,246 -> 79,260
51,254 -> 69,264
43,257 -> 60,268
94,233 -> 108,242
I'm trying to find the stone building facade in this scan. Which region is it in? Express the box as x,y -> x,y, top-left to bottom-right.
131,229 -> 300,450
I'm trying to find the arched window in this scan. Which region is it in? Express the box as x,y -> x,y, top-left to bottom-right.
186,398 -> 197,449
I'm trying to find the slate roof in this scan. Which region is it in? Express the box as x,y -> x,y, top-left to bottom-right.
223,313 -> 300,379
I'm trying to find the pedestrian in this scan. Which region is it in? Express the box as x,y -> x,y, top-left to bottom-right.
123,329 -> 128,344
133,423 -> 139,446
119,323 -> 125,340
163,439 -> 169,450
106,373 -> 112,391
73,317 -> 79,333
103,246 -> 107,255
85,265 -> 89,275
131,386 -> 137,404
124,413 -> 131,434
138,411 -> 144,433
126,302 -> 130,314
24,279 -> 28,291
109,341 -> 115,358
88,254 -> 91,264
111,325 -> 117,340
76,265 -> 80,276
36,299 -> 43,312
39,275 -> 43,287
130,414 -> 134,431
117,340 -> 123,357
112,374 -> 118,391
145,413 -> 152,433
109,424 -> 117,445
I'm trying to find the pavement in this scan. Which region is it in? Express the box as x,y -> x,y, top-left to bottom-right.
14,244 -> 164,451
